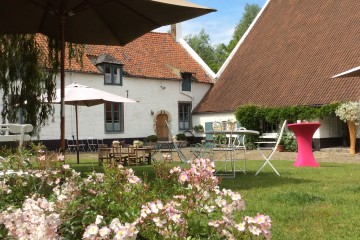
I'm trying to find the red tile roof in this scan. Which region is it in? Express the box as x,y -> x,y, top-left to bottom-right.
194,0 -> 360,113
38,32 -> 213,83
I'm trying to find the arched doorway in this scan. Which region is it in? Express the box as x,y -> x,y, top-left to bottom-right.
156,113 -> 169,141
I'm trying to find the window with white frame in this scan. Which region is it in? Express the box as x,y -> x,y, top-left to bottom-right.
178,102 -> 192,130
105,102 -> 124,132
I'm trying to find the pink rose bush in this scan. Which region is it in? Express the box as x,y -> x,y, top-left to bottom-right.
0,144 -> 272,239
0,196 -> 60,239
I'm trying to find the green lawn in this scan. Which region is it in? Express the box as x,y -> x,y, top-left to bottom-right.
68,157 -> 360,240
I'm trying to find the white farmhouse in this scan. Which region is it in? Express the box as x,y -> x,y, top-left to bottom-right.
36,28 -> 214,150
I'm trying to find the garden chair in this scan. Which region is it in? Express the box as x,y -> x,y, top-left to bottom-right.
110,145 -> 128,165
126,145 -> 145,166
87,137 -> 97,152
98,145 -> 110,166
189,140 -> 214,160
255,120 -> 287,176
97,139 -> 104,150
78,139 -> 86,152
66,139 -> 76,153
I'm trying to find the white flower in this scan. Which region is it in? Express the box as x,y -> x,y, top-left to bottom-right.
62,164 -> 70,170
335,101 -> 360,123
95,215 -> 103,225
98,226 -> 110,237
85,224 -> 99,236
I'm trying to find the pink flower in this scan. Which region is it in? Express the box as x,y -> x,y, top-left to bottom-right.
248,225 -> 262,236
128,175 -> 141,184
87,224 -> 99,235
98,226 -> 110,237
179,172 -> 188,183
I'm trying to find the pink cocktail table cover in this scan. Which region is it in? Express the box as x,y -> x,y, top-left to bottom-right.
287,122 -> 320,167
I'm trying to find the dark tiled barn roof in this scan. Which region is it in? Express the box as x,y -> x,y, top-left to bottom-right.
38,32 -> 213,83
194,0 -> 360,113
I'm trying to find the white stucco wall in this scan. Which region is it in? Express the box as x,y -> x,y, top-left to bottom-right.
317,116 -> 343,138
36,71 -> 211,142
192,113 -> 349,141
192,112 -> 237,137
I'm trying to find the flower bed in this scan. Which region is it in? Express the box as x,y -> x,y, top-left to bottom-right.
0,146 -> 272,239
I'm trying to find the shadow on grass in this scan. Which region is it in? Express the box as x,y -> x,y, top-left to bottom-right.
69,159 -> 314,191
219,171 -> 314,191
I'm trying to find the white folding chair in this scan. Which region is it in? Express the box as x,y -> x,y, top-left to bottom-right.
78,139 -> 86,152
67,139 -> 76,153
255,120 -> 287,176
87,137 -> 97,152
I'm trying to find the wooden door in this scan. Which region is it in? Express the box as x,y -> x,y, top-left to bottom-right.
156,114 -> 169,141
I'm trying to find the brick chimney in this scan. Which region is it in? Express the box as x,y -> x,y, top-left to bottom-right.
170,23 -> 182,42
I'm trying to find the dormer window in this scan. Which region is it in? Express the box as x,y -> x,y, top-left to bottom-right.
104,64 -> 123,85
93,54 -> 123,86
181,72 -> 193,92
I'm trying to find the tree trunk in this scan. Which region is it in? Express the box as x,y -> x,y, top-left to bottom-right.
347,120 -> 356,155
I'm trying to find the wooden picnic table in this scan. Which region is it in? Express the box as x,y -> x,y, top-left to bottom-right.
98,145 -> 152,166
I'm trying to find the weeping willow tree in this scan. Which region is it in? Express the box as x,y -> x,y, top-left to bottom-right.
0,34 -> 83,135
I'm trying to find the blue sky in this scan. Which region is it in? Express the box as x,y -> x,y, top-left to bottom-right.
155,0 -> 267,45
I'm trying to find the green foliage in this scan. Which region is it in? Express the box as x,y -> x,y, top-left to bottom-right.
235,104 -> 339,127
58,165 -> 145,239
184,4 -> 261,72
146,135 -> 158,142
282,130 -> 297,152
69,158 -> 360,239
0,35 -> 55,133
0,34 -> 84,135
235,105 -> 263,149
175,133 -> 187,141
235,104 -> 339,149
0,145 -> 64,211
184,29 -> 221,72
213,134 -> 227,145
227,4 -> 261,54
193,124 -> 204,131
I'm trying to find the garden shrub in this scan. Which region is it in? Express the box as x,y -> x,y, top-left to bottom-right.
0,146 -> 272,239
282,131 -> 297,152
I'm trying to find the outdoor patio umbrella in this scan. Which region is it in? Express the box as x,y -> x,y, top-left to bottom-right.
54,83 -> 137,163
0,0 -> 215,153
332,65 -> 360,78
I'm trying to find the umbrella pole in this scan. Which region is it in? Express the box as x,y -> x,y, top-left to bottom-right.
59,3 -> 66,155
75,105 -> 80,164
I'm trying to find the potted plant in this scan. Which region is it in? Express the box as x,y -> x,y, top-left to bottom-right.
193,124 -> 204,132
277,137 -> 285,152
145,135 -> 158,148
173,133 -> 187,147
133,140 -> 144,147
335,101 -> 360,155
